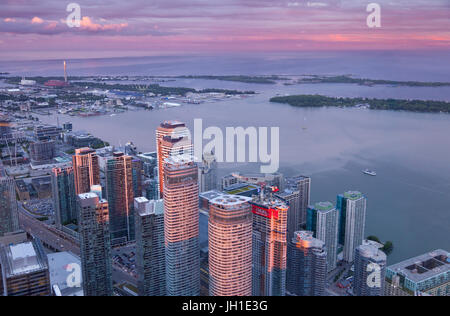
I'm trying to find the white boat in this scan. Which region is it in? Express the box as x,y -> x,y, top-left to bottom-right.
362,169 -> 377,176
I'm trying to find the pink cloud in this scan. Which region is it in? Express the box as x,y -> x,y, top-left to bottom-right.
31,16 -> 44,24
79,17 -> 128,32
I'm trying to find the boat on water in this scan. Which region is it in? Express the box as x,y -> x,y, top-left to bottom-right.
362,169 -> 377,176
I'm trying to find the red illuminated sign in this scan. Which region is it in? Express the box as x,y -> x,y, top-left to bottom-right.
251,204 -> 279,219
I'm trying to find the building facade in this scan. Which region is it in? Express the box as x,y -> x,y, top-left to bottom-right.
72,147 -> 100,195
337,191 -> 367,262
0,165 -> 18,236
198,151 -> 217,193
163,156 -> 200,296
105,152 -> 135,244
208,193 -> 252,296
135,197 -> 165,296
77,188 -> 113,296
354,244 -> 387,296
385,249 -> 450,296
29,140 -> 55,163
286,231 -> 327,296
156,121 -> 192,198
51,167 -> 77,228
307,201 -> 339,272
251,191 -> 289,296
0,238 -> 51,296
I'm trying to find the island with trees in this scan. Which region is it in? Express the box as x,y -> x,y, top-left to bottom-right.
270,94 -> 450,113
295,75 -> 450,87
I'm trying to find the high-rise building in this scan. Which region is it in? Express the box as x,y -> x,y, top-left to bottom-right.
286,231 -> 327,296
285,175 -> 311,228
0,238 -> 51,296
198,151 -> 217,193
385,249 -> 449,296
156,121 -> 192,198
337,191 -> 367,262
208,193 -> 252,296
354,244 -> 387,296
307,201 -> 339,272
0,162 -> 18,236
51,167 -> 77,228
29,140 -> 55,163
77,187 -> 112,296
105,152 -> 135,244
163,155 -> 200,296
72,147 -> 100,195
131,158 -> 143,197
251,191 -> 289,296
134,197 -> 165,296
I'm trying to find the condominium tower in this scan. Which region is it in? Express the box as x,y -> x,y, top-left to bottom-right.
77,187 -> 112,296
208,193 -> 252,296
0,162 -> 18,236
163,156 -> 200,296
105,152 -> 135,244
307,201 -> 339,271
251,191 -> 289,296
286,231 -> 327,296
156,121 -> 192,198
337,191 -> 367,262
72,147 -> 100,195
135,197 -> 165,296
51,167 -> 77,228
354,243 -> 387,296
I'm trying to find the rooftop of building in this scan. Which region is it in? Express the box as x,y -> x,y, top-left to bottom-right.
48,252 -> 83,297
357,244 -> 387,262
1,240 -> 48,278
251,192 -> 288,210
209,193 -> 252,207
223,183 -> 259,195
159,121 -> 186,129
342,191 -> 364,200
74,147 -> 96,155
311,201 -> 335,212
294,231 -> 325,249
164,154 -> 195,168
387,249 -> 450,283
135,197 -> 164,216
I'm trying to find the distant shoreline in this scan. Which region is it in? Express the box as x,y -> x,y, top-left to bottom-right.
294,75 -> 450,87
270,94 -> 450,113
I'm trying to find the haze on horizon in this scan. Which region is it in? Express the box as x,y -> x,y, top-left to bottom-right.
0,0 -> 449,61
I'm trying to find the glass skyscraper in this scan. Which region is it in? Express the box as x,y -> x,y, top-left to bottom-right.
286,231 -> 327,296
105,152 -> 135,244
0,162 -> 18,236
51,167 -> 77,228
307,201 -> 339,271
77,187 -> 113,296
163,155 -> 200,296
135,197 -> 166,296
251,191 -> 288,296
337,191 -> 367,262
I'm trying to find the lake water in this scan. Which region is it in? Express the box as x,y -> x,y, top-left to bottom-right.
17,52 -> 450,264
